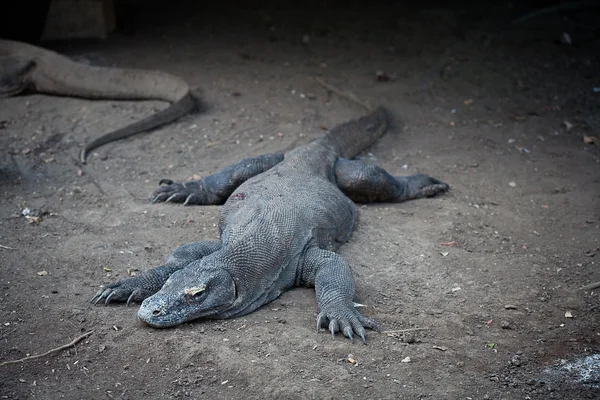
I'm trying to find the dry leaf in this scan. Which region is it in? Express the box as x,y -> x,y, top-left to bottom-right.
26,216 -> 41,224
583,135 -> 598,145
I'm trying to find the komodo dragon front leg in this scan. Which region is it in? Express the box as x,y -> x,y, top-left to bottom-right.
91,240 -> 221,305
334,159 -> 450,203
151,153 -> 284,205
300,247 -> 380,343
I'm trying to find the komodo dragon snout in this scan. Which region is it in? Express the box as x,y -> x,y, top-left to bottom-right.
0,56 -> 35,97
137,264 -> 236,328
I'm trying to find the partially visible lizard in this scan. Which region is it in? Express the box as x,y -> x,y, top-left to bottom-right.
91,80 -> 450,344
0,39 -> 193,163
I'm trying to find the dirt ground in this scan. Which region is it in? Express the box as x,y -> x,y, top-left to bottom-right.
1,1 -> 599,399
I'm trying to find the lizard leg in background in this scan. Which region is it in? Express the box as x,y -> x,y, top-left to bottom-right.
151,153 -> 284,205
0,55 -> 34,97
91,240 -> 221,306
334,159 -> 450,203
300,247 -> 380,344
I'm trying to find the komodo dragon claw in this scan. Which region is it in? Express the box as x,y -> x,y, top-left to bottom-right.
317,307 -> 381,345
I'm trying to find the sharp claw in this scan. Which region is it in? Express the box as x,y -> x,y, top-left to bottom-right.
165,194 -> 177,203
152,193 -> 169,204
328,319 -> 339,338
93,291 -> 106,306
126,292 -> 135,306
330,325 -> 336,339
316,313 -> 325,332
104,292 -> 115,305
343,327 -> 354,343
360,332 -> 367,345
183,194 -> 193,206
90,287 -> 106,304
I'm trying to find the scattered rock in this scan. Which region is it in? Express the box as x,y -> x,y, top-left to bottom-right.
501,320 -> 511,329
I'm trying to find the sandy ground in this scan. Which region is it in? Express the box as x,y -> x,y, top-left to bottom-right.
1,1 -> 599,399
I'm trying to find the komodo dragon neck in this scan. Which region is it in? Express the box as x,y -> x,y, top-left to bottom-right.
0,39 -> 194,163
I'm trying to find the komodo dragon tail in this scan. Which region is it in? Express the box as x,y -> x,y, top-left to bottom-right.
315,77 -> 388,159
0,39 -> 193,164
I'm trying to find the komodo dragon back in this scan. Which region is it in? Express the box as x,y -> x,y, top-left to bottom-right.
0,39 -> 194,163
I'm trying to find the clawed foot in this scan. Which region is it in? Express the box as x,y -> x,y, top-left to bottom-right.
400,174 -> 450,201
150,179 -> 207,205
90,278 -> 153,306
316,304 -> 381,344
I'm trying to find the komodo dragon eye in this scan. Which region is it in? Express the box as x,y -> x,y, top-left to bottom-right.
184,285 -> 206,297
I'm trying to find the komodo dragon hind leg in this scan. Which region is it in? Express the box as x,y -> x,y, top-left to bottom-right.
301,247 -> 381,344
151,153 -> 284,205
334,159 -> 450,203
0,56 -> 34,97
91,240 -> 221,306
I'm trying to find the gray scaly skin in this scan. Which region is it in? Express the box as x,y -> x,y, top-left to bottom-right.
0,39 -> 193,163
91,106 -> 450,344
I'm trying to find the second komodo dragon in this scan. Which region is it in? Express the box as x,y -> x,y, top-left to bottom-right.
91,102 -> 450,344
0,39 -> 193,163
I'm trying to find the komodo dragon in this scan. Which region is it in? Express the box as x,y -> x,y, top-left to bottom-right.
91,97 -> 450,343
0,39 -> 193,163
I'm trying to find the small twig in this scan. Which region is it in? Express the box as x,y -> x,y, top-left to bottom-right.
0,244 -> 16,250
0,327 -> 18,341
0,330 -> 94,367
314,77 -> 372,112
580,281 -> 600,291
382,328 -> 431,334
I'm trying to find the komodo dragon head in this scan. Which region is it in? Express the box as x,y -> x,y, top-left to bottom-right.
137,262 -> 236,327
0,56 -> 35,97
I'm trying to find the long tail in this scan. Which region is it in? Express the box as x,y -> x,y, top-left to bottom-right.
322,107 -> 388,159
315,78 -> 388,159
79,92 -> 194,163
47,60 -> 195,164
